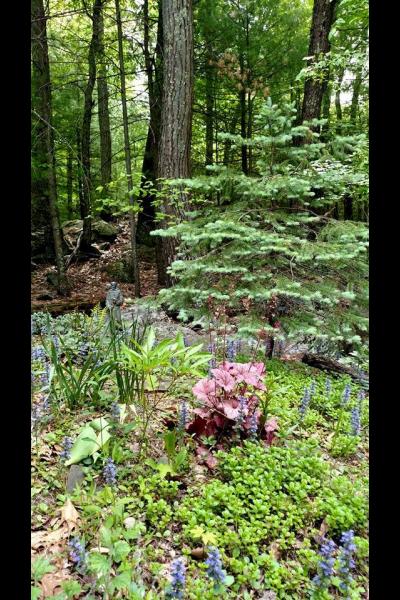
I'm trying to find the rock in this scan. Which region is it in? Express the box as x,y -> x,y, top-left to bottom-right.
190,547 -> 206,560
92,220 -> 118,239
66,465 -> 85,493
62,219 -> 118,249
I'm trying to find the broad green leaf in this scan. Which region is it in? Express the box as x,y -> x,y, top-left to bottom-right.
31,555 -> 55,581
112,540 -> 131,563
88,552 -> 111,577
64,426 -> 97,466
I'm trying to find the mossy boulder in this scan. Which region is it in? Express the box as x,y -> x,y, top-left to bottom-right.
62,219 -> 118,249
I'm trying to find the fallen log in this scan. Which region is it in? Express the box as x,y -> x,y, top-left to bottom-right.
301,353 -> 368,386
31,297 -> 104,316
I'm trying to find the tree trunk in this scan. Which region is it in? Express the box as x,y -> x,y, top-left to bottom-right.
115,0 -> 140,296
156,0 -> 193,287
321,80 -> 331,139
223,106 -> 239,167
137,0 -> 163,239
343,195 -> 353,220
81,0 -> 102,250
67,147 -> 73,219
97,0 -> 113,221
247,92 -> 253,174
205,55 -> 214,168
31,0 -> 68,294
335,67 -> 344,133
239,54 -> 248,174
76,127 -> 84,217
301,0 -> 338,124
350,69 -> 362,126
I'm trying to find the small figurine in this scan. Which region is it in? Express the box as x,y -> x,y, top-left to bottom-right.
106,282 -> 124,325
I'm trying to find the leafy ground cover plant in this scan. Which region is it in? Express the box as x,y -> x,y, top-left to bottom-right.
188,360 -> 279,444
31,342 -> 368,599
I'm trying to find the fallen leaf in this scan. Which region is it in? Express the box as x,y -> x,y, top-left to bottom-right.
31,528 -> 68,550
61,499 -> 79,533
41,569 -> 70,598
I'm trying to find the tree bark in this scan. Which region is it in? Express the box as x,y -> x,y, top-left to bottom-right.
239,54 -> 248,174
321,80 -> 331,139
350,69 -> 362,126
156,0 -> 194,287
223,106 -> 239,167
115,0 -> 140,296
81,0 -> 103,249
301,0 -> 338,124
334,67 -> 344,133
137,0 -> 163,238
31,0 -> 68,294
97,0 -> 113,221
67,147 -> 73,219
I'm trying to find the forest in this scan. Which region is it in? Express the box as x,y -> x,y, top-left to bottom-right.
31,0 -> 369,598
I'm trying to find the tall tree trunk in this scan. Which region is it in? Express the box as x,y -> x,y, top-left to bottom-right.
137,0 -> 163,239
239,54 -> 248,174
81,0 -> 102,250
203,0 -> 214,170
343,195 -> 353,220
350,69 -> 362,126
31,0 -> 68,294
76,127 -> 84,217
115,0 -> 140,296
335,67 -> 344,133
247,92 -> 253,173
205,56 -> 214,168
97,0 -> 113,221
156,0 -> 193,287
301,0 -> 338,124
321,80 -> 331,139
223,105 -> 239,167
67,147 -> 73,219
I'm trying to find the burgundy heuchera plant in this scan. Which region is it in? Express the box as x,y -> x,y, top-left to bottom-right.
187,361 -> 278,444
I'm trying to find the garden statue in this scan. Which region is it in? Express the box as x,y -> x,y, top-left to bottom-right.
106,282 -> 124,325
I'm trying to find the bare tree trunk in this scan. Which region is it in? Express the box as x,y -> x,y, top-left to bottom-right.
97,0 -> 113,221
156,0 -> 194,287
350,69 -> 362,126
321,80 -> 331,139
31,0 -> 68,294
137,0 -> 163,239
223,106 -> 239,167
67,147 -> 73,219
247,92 -> 253,173
115,0 -> 140,296
76,127 -> 84,217
205,57 -> 214,168
81,0 -> 103,250
239,54 -> 248,175
301,0 -> 338,124
335,67 -> 344,133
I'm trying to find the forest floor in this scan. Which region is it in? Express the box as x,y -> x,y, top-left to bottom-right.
31,219 -> 160,314
31,324 -> 369,599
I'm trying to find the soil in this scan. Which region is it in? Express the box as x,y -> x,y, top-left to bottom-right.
31,219 -> 161,314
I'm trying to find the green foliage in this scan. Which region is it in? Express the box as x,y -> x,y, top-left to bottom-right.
177,440 -> 367,597
64,417 -> 111,466
118,327 -> 210,452
153,100 -> 368,353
